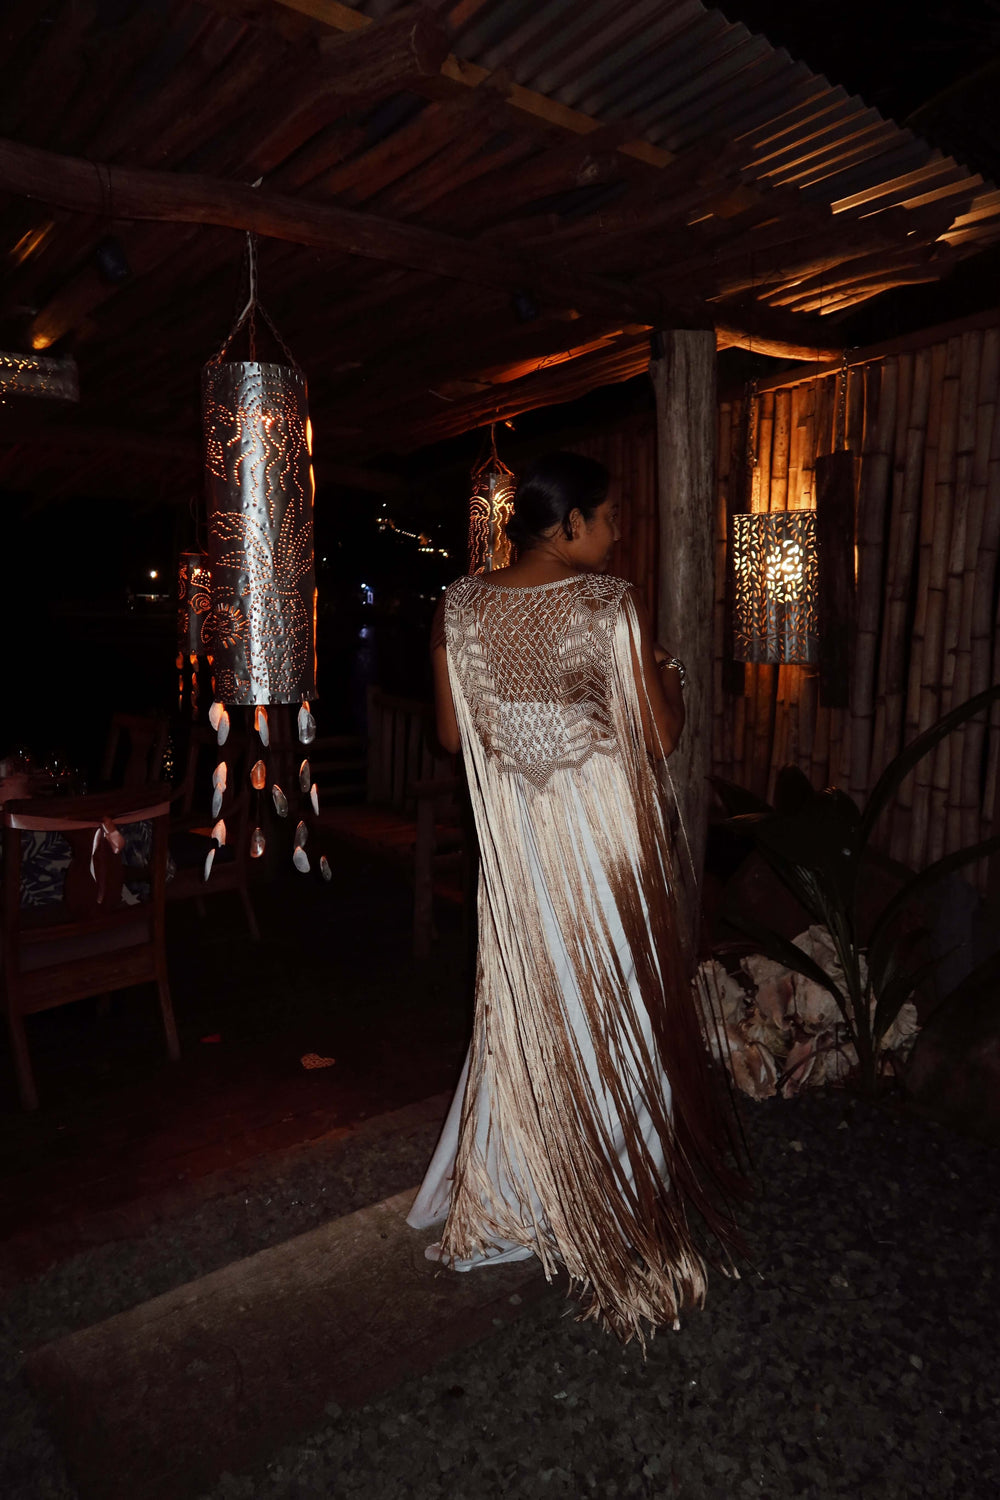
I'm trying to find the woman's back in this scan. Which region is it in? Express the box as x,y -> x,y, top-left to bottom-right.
443,571 -> 635,791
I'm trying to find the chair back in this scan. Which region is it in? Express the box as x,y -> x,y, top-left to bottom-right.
101,713 -> 168,788
3,786 -> 171,938
366,688 -> 448,812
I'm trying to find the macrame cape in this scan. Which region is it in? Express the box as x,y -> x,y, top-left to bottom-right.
437,572 -> 743,1342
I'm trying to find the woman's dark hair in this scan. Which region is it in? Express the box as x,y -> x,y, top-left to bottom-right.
505,452 -> 611,550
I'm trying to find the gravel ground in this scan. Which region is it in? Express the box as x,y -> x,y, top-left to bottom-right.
2,1090 -> 998,1500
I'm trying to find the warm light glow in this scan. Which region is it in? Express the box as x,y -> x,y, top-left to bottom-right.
468,458 -> 517,575
31,331 -> 54,351
10,222 -> 53,267
149,569 -> 158,580
733,512 -> 819,664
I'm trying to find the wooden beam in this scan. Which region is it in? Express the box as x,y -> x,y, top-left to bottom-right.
264,0 -> 675,166
0,136 -> 843,361
650,331 -> 718,906
0,137 -> 668,347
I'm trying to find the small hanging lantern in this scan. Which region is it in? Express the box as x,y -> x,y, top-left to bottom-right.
468,424 -> 516,575
176,549 -> 211,716
732,511 -> 819,665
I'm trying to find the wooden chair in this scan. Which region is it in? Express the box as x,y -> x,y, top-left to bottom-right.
364,689 -> 467,955
1,785 -> 178,1111
166,725 -> 259,940
101,712 -> 169,788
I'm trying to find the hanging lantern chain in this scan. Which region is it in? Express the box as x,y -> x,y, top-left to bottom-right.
208,232 -> 303,372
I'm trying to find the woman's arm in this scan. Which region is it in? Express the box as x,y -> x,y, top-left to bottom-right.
628,590 -> 684,756
431,597 -> 461,754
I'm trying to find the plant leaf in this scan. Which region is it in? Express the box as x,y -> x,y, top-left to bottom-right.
709,777 -> 773,818
872,957 -> 938,1042
773,765 -> 814,816
867,834 -> 1000,959
860,685 -> 1000,848
867,922 -> 930,1003
723,912 -> 848,1016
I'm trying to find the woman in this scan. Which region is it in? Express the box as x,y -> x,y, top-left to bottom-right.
407,452 -> 743,1342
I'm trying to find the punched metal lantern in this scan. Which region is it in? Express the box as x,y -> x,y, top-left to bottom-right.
177,550 -> 211,656
201,359 -> 317,706
733,511 -> 819,665
468,455 -> 516,575
0,351 -> 79,402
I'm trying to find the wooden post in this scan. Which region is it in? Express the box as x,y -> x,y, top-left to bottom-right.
649,329 -> 717,894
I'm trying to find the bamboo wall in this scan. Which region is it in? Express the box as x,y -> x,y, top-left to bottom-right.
712,320 -> 1000,883
568,316 -> 1000,884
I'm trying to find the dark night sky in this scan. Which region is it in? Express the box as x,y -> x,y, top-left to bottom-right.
720,1 -> 1000,176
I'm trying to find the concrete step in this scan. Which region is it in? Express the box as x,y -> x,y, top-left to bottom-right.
27,1189 -> 551,1500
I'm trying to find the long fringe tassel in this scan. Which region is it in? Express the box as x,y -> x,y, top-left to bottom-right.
439,585 -> 746,1345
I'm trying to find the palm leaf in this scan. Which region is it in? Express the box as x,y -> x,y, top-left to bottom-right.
866,834 -> 1000,960
872,956 -> 939,1042
859,685 -> 1000,848
724,911 -> 848,1016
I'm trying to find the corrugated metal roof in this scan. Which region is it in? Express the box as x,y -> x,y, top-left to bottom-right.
343,0 -> 994,223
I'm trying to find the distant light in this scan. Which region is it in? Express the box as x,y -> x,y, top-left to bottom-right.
149,569 -> 159,580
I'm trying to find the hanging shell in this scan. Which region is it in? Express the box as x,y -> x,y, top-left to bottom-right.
211,787 -> 223,819
250,827 -> 266,859
203,846 -> 216,881
212,761 -> 227,790
271,783 -> 288,817
250,759 -> 267,790
310,782 -> 319,815
255,705 -> 270,747
211,819 -> 227,847
294,820 -> 307,848
216,708 -> 230,746
298,758 -> 311,793
319,855 -> 332,882
297,701 -> 316,745
208,701 -> 224,731
292,846 -> 311,874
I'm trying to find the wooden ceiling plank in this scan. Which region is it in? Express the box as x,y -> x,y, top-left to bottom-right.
0,0 -> 96,144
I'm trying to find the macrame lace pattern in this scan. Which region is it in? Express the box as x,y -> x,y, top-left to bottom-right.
444,574 -> 631,790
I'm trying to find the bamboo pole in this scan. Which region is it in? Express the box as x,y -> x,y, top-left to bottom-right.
983,578 -> 1000,894
942,331 -> 985,854
961,333 -> 1000,859
849,357 -> 898,805
713,402 -> 732,778
770,388 -> 791,513
898,342 -> 947,861
909,338 -> 960,868
870,350 -> 914,803
753,391 -> 774,515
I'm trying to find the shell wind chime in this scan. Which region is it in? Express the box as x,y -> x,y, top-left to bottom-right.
198,234 -> 329,884
468,423 -> 516,575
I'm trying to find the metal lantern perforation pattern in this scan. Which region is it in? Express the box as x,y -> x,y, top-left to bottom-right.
468,456 -> 516,575
0,351 -> 79,402
201,359 -> 317,706
177,550 -> 211,656
733,511 -> 819,664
